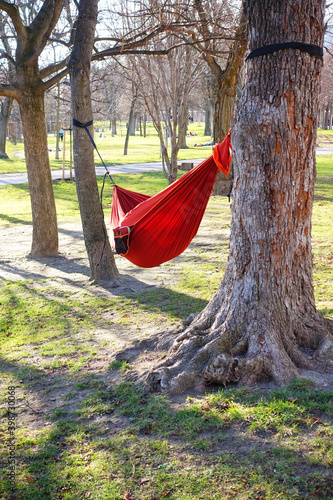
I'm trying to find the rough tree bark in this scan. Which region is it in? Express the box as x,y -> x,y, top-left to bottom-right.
19,81 -> 59,257
0,97 -> 12,158
146,0 -> 333,394
68,0 -> 119,284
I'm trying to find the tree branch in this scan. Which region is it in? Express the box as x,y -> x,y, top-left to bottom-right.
27,0 -> 65,66
0,51 -> 15,65
0,0 -> 26,39
40,57 -> 68,79
0,83 -> 19,99
42,67 -> 68,91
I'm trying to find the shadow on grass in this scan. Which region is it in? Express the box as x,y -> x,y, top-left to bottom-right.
0,353 -> 332,499
0,214 -> 32,226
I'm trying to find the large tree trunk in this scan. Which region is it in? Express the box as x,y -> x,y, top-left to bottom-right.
146,0 -> 333,394
0,97 -> 12,158
69,0 -> 119,284
19,86 -> 59,257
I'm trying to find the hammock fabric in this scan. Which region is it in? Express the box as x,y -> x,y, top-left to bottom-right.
110,132 -> 232,268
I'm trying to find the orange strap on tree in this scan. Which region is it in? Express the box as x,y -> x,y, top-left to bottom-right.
213,129 -> 232,176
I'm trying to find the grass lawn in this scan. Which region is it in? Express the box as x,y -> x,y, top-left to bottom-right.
0,122 -> 211,175
0,151 -> 332,498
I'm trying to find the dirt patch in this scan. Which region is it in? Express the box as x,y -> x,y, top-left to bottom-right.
0,221 -> 180,293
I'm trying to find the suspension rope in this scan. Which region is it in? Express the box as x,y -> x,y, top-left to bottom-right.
72,118 -> 116,186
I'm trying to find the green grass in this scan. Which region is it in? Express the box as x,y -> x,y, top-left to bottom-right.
0,146 -> 332,499
1,122 -> 211,174
0,378 -> 332,499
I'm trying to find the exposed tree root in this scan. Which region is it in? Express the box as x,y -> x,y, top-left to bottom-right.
145,295 -> 333,394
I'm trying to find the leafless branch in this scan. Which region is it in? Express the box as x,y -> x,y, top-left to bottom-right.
0,0 -> 26,38
0,82 -> 19,99
40,57 -> 68,79
42,67 -> 68,91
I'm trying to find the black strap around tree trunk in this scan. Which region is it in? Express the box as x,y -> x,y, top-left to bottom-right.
247,41 -> 323,60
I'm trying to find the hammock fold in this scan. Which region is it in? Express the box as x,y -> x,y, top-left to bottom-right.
110,134 -> 232,268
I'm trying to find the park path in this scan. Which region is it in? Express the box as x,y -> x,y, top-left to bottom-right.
0,159 -> 205,186
1,147 -> 332,186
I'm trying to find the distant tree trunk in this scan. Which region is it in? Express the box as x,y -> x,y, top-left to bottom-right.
143,113 -> 147,137
147,0 -> 333,394
179,105 -> 188,149
124,93 -> 137,155
129,112 -> 137,136
111,118 -> 117,136
69,0 -> 119,283
204,101 -> 212,137
324,103 -> 330,130
0,97 -> 12,158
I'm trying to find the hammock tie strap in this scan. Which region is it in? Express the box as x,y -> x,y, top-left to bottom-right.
72,118 -> 116,186
247,42 -> 323,60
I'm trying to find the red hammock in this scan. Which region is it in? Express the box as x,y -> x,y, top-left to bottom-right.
110,133 -> 232,268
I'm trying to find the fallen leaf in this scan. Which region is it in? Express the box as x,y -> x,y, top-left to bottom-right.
124,492 -> 135,500
306,416 -> 324,425
161,489 -> 172,497
26,475 -> 37,483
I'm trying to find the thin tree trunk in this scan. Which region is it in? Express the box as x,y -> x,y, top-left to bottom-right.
204,101 -> 212,137
55,83 -> 60,159
179,105 -> 188,149
129,112 -> 137,136
124,94 -> 137,155
146,0 -> 333,394
0,97 -> 12,158
111,118 -> 117,136
69,0 -> 119,283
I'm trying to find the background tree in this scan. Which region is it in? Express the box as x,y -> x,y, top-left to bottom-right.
68,0 -> 119,283
0,0 -> 69,257
0,11 -> 14,158
128,43 -> 204,183
147,0 -> 333,394
318,50 -> 333,128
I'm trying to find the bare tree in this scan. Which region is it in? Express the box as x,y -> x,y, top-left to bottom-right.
68,0 -> 119,283
128,43 -> 204,183
0,0 -> 70,257
0,10 -> 14,158
146,0 -> 333,394
318,50 -> 333,128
